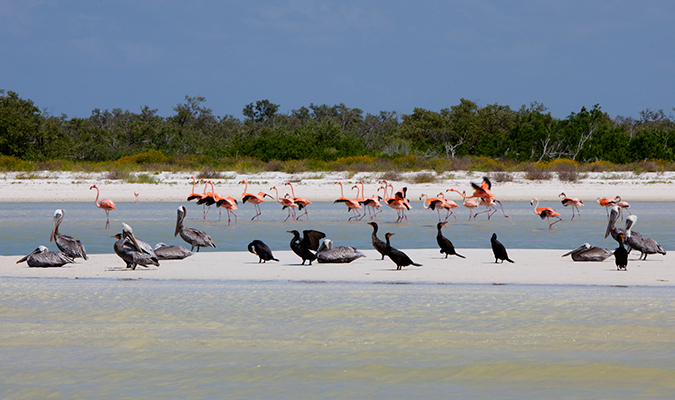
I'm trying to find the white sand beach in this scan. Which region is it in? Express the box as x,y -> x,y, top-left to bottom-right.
1,170 -> 672,287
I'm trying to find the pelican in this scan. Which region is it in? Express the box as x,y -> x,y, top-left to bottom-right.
113,223 -> 160,270
153,243 -> 194,260
562,243 -> 613,262
288,229 -> 325,265
604,205 -> 625,243
175,206 -> 216,252
50,209 -> 87,260
625,215 -> 666,260
316,239 -> 365,263
16,246 -> 74,268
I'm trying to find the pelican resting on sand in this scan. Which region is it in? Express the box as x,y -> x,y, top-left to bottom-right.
175,205 -> 216,252
153,243 -> 194,260
50,209 -> 87,260
562,243 -> 613,262
16,246 -> 74,268
248,240 -> 279,263
113,223 -> 160,270
316,239 -> 365,263
624,215 -> 666,260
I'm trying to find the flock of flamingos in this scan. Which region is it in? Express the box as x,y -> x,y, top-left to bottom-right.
90,176 -> 635,229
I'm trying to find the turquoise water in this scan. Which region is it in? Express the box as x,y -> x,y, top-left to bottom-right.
1,201 -> 673,256
1,279 -> 674,399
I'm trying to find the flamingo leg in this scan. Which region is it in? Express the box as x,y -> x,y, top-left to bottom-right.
548,216 -> 563,229
105,210 -> 111,229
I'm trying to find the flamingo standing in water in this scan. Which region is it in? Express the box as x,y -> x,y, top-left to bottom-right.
285,182 -> 311,219
271,186 -> 297,221
134,191 -> 139,203
437,192 -> 459,222
215,191 -> 238,225
447,189 -> 480,220
334,181 -> 362,221
615,195 -> 631,219
559,192 -> 583,220
596,196 -> 616,217
205,180 -> 236,223
378,184 -> 409,222
354,181 -> 382,219
530,198 -> 563,229
419,193 -> 451,222
239,180 -> 272,220
90,184 -> 116,229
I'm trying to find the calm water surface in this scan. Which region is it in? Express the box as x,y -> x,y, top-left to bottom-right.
0,279 -> 674,399
1,201 -> 673,255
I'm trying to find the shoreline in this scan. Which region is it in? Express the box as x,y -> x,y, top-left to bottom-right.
1,170 -> 674,202
2,249 -> 673,288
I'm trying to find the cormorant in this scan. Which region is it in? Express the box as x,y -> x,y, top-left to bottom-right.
613,233 -> 628,270
175,205 -> 216,252
367,222 -> 387,260
248,240 -> 279,263
153,243 -> 194,260
491,233 -> 514,263
316,239 -> 365,263
16,246 -> 74,268
562,243 -> 613,262
50,209 -> 88,260
436,222 -> 465,259
288,229 -> 325,265
383,232 -> 422,270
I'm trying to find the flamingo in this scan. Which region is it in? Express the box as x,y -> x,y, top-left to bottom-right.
596,196 -> 616,217
134,191 -> 139,203
355,181 -> 382,219
615,195 -> 631,219
195,179 -> 217,219
216,193 -> 238,225
378,184 -> 409,222
530,198 -> 563,229
419,193 -> 451,222
448,188 -> 480,220
559,192 -> 583,220
205,181 -> 236,223
463,177 -> 509,218
239,180 -> 272,220
89,184 -> 116,229
437,192 -> 459,222
285,182 -> 311,219
334,181 -> 362,221
187,176 -> 202,202
271,186 -> 297,221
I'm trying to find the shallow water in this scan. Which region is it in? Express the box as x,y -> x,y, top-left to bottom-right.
1,201 -> 672,256
0,279 -> 674,399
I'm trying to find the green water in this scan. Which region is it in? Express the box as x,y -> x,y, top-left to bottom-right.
1,279 -> 674,399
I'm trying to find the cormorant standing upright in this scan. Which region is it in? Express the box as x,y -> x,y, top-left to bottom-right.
384,232 -> 422,270
490,233 -> 514,263
367,222 -> 387,260
436,222 -> 465,259
288,230 -> 325,265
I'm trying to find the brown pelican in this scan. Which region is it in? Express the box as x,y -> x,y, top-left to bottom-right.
248,240 -> 278,263
562,243 -> 613,262
153,243 -> 194,260
437,222 -> 465,259
491,233 -> 514,263
604,205 -> 625,243
113,223 -> 160,270
288,229 -> 325,265
50,209 -> 87,260
367,222 -> 387,260
383,232 -> 422,270
316,239 -> 365,263
16,246 -> 75,268
625,215 -> 666,260
175,206 -> 216,252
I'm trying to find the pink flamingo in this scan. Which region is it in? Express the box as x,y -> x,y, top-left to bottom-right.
285,182 -> 311,219
187,176 -> 202,202
559,192 -> 583,220
615,195 -> 631,219
435,192 -> 459,222
271,186 -> 298,221
596,196 -> 616,217
531,198 -> 563,229
419,193 -> 451,222
239,180 -> 272,220
134,191 -> 139,203
378,184 -> 409,222
90,184 -> 116,229
355,181 -> 382,219
334,181 -> 362,221
448,188 -> 480,220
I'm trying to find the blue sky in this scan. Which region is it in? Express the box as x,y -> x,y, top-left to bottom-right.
1,1 -> 674,120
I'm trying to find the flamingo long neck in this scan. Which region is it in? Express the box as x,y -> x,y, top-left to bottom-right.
532,199 -> 540,214
287,183 -> 296,198
93,187 -> 100,207
338,182 -> 344,198
243,181 -> 248,194
202,181 -> 208,194
191,177 -> 196,192
353,185 -> 360,198
360,182 -> 365,197
272,186 -> 280,200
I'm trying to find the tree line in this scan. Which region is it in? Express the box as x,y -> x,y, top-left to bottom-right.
1,89 -> 674,166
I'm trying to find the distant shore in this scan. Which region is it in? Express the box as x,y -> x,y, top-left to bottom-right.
1,170 -> 674,202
